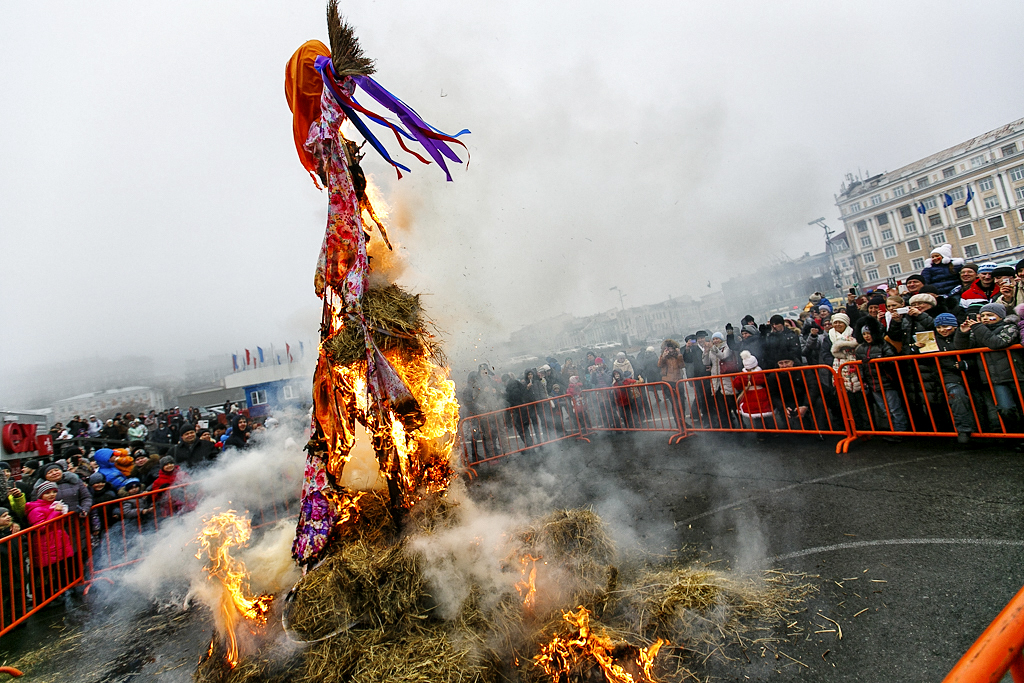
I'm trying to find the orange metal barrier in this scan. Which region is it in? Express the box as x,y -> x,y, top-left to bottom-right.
674,365 -> 853,445
0,511 -> 86,638
578,382 -> 684,442
837,344 -> 1024,452
458,395 -> 587,469
944,582 -> 1024,682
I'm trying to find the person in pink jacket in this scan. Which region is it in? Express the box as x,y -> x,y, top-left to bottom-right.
26,481 -> 75,598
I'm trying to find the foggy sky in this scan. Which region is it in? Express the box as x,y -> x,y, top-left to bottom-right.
2,0 -> 1023,396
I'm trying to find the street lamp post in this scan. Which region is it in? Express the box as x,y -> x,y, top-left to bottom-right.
809,217 -> 844,298
609,286 -> 626,311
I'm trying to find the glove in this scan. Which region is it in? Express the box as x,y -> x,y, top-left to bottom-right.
955,361 -> 969,372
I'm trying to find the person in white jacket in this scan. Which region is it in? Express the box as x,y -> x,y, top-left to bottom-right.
703,332 -> 737,428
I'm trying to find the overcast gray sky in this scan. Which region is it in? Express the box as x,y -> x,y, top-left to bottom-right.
2,0 -> 1023,391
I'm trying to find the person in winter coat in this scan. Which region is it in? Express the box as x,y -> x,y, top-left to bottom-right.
736,326 -> 765,368
658,340 -> 684,383
173,424 -> 219,466
33,463 -> 91,519
114,478 -> 154,531
26,481 -> 75,595
763,315 -> 804,369
610,369 -> 639,429
87,415 -> 103,438
704,333 -> 737,428
503,373 -> 533,447
916,313 -> 976,443
223,416 -> 252,451
0,505 -> 25,617
565,376 -> 588,431
129,450 -> 161,489
920,244 -> 964,295
149,456 -> 191,514
854,316 -> 910,435
110,448 -> 136,480
732,351 -> 773,434
87,472 -> 118,536
955,302 -> 1023,430
92,448 -> 129,491
612,353 -> 634,380
0,464 -> 27,528
826,313 -> 861,394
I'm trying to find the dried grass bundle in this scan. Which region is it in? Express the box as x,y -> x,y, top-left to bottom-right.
324,285 -> 440,367
326,0 -> 375,76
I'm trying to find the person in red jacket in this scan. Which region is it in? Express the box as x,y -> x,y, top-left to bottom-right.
148,457 -> 191,515
732,351 -> 775,440
26,481 -> 75,599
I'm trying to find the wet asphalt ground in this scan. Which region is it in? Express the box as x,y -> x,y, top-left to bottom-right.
1,431 -> 1021,682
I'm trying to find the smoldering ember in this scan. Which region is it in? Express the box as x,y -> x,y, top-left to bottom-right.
1,3 -> 1024,683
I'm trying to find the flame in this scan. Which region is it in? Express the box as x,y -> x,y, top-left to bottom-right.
195,511 -> 274,668
515,554 -> 541,611
534,606 -> 665,683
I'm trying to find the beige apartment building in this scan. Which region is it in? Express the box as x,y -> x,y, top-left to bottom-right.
836,117 -> 1024,289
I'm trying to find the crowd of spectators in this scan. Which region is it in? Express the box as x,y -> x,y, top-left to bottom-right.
0,406 -> 262,622
462,245 -> 1024,453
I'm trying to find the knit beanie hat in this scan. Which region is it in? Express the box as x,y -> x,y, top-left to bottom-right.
180,423 -> 196,434
962,262 -> 979,273
769,315 -> 784,325
36,481 -> 57,496
905,274 -> 926,284
741,324 -> 758,336
712,332 -> 724,341
88,472 -> 106,485
160,456 -> 176,467
980,302 -> 1006,319
909,293 -> 938,307
930,243 -> 953,263
740,350 -> 759,371
0,507 -> 10,517
868,294 -> 885,306
933,313 -> 958,327
41,462 -> 63,477
978,262 -> 998,274
831,312 -> 851,326
0,462 -> 9,473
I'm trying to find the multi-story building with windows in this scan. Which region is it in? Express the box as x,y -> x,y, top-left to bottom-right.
836,117 -> 1024,288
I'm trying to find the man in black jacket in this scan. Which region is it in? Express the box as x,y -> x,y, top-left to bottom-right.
763,315 -> 803,369
171,424 -> 217,468
503,375 -> 533,448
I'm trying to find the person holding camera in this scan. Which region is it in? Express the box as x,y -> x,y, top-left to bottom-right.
916,313 -> 976,443
955,302 -> 1022,433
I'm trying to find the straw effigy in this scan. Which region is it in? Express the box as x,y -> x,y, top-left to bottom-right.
195,500 -> 816,683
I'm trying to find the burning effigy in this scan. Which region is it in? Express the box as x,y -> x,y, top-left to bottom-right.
191,5 -> 816,681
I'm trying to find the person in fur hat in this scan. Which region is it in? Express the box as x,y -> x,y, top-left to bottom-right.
921,244 -> 964,296
956,302 -> 1022,431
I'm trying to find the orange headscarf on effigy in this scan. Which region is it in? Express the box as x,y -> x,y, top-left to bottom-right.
285,40 -> 331,185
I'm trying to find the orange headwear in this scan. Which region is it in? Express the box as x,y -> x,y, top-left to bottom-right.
285,40 -> 331,184
111,449 -> 135,478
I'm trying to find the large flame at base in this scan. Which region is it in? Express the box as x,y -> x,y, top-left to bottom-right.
195,511 -> 274,668
535,606 -> 665,683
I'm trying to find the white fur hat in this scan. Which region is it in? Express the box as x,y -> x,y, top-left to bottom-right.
931,243 -> 953,264
740,350 -> 760,371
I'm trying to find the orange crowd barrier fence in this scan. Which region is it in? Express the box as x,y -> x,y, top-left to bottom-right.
943,582 -> 1024,682
458,395 -> 588,472
578,381 -> 685,442
835,344 -> 1024,452
0,510 -> 87,638
674,365 -> 854,445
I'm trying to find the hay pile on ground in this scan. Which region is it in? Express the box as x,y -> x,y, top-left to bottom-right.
195,499 -> 817,683
324,285 -> 441,367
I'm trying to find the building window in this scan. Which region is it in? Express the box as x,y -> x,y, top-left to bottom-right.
855,220 -> 868,232
911,257 -> 926,271
971,154 -> 986,168
959,224 -> 975,238
1016,186 -> 1024,201
888,264 -> 902,277
863,252 -> 876,264
964,243 -> 980,259
993,236 -> 1011,251
1002,143 -> 1018,157
984,195 -> 1001,210
282,385 -> 296,400
860,236 -> 872,248
866,268 -> 879,281
929,214 -> 943,227
948,187 -> 965,201
250,390 -> 268,405
881,228 -> 893,241
893,185 -> 906,197
870,193 -> 882,205
942,166 -> 956,178
1020,208 -> 1024,223
883,246 -> 897,259
931,232 -> 946,247
955,206 -> 971,220
924,196 -> 938,210
918,176 -> 930,188
899,205 -> 913,219
1010,165 -> 1024,182
904,222 -> 917,235
876,213 -> 889,225
979,177 -> 994,191
906,239 -> 921,252
988,215 -> 1005,230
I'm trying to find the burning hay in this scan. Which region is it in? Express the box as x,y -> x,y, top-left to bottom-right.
195,500 -> 817,683
324,285 -> 441,368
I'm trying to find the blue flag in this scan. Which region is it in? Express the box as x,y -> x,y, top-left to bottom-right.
964,185 -> 974,205
257,346 -> 265,364
942,193 -> 953,207
276,354 -> 282,365
232,354 -> 238,371
916,203 -> 926,214
299,341 -> 305,357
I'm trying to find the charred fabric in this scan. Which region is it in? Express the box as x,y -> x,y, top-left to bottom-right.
191,4 -> 815,682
